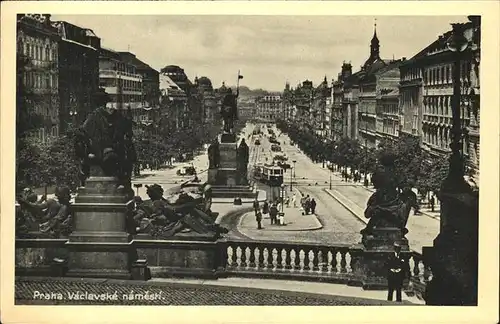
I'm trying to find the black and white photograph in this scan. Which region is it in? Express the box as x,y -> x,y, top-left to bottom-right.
1,1 -> 499,324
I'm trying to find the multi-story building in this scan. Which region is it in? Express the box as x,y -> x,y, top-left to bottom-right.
282,82 -> 294,122
52,20 -> 101,132
193,76 -> 218,124
98,47 -> 143,115
159,73 -> 187,131
311,77 -> 330,138
255,95 -> 282,123
342,71 -> 361,140
332,62 -> 355,140
399,17 -> 481,180
358,25 -> 402,148
377,88 -> 400,140
17,14 -> 60,143
118,51 -> 159,128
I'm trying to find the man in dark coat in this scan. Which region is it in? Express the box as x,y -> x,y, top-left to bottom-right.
386,242 -> 408,302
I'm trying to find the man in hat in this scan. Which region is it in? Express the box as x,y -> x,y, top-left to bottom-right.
386,241 -> 408,302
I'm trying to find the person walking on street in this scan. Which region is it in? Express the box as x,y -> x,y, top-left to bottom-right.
253,198 -> 260,216
262,200 -> 269,219
386,242 -> 408,302
304,195 -> 311,215
310,198 -> 317,214
291,193 -> 297,207
269,203 -> 278,225
256,210 -> 263,229
430,195 -> 435,212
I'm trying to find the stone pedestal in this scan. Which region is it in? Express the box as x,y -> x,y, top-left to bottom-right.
349,228 -> 409,290
135,232 -> 226,279
65,176 -> 134,279
219,143 -> 237,169
424,190 -> 478,305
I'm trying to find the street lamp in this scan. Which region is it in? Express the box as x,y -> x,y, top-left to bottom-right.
280,183 -> 285,213
292,160 -> 297,179
442,23 -> 470,192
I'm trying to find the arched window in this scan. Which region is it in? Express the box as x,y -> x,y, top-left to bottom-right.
45,46 -> 50,61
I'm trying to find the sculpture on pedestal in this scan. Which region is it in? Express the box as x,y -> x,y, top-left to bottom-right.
360,154 -> 413,239
135,184 -> 228,239
75,89 -> 136,191
220,88 -> 239,134
237,139 -> 250,185
207,138 -> 220,169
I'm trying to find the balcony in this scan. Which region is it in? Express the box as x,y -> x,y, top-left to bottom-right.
99,69 -> 142,81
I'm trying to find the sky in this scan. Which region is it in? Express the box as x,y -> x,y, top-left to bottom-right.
52,15 -> 470,92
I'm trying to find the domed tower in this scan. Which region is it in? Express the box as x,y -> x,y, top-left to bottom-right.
370,21 -> 380,59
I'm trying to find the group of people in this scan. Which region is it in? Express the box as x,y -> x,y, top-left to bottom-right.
252,199 -> 284,229
299,194 -> 316,215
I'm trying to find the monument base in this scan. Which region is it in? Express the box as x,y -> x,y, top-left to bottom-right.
220,133 -> 236,143
135,233 -> 225,279
349,228 -> 410,290
66,176 -> 135,279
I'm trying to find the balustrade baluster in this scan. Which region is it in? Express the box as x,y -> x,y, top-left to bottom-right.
231,245 -> 238,268
276,247 -> 283,270
340,250 -> 347,273
330,249 -> 338,273
266,247 -> 274,270
248,245 -> 256,269
303,248 -> 311,271
320,248 -> 329,272
284,247 -> 292,270
345,252 -> 352,273
240,245 -> 248,268
312,248 -> 320,271
258,246 -> 265,269
293,248 -> 300,270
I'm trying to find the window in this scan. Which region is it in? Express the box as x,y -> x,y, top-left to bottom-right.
45,47 -> 50,61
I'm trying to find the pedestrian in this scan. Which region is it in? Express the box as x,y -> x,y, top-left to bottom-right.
386,242 -> 408,302
269,203 -> 278,225
253,198 -> 260,216
310,198 -> 317,214
256,210 -> 263,229
291,193 -> 297,208
262,200 -> 270,219
279,211 -> 285,226
304,195 -> 311,215
430,195 -> 435,212
285,196 -> 290,208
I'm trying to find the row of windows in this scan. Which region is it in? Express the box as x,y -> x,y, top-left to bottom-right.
18,39 -> 57,62
32,126 -> 59,144
424,62 -> 471,86
99,78 -> 142,90
380,103 -> 398,115
107,94 -> 143,103
23,71 -> 58,89
380,120 -> 399,136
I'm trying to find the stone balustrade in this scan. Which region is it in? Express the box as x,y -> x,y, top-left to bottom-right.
14,236 -> 432,299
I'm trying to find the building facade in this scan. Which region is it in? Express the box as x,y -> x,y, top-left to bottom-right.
377,88 -> 400,140
17,14 -> 60,143
358,26 -> 402,148
118,51 -> 160,129
255,95 -> 282,123
399,18 -> 481,180
194,76 -> 218,124
159,73 -> 187,131
99,48 -> 143,113
52,20 -> 101,132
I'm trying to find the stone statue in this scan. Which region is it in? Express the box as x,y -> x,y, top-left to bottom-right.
136,184 -> 228,239
237,138 -> 250,185
360,154 -> 413,238
75,89 -> 136,189
207,137 -> 220,169
220,88 -> 239,134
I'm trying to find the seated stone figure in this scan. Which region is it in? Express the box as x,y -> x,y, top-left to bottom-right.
17,186 -> 73,238
137,184 -> 228,238
361,155 -> 413,238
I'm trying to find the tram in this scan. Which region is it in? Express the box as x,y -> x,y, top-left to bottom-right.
253,163 -> 284,186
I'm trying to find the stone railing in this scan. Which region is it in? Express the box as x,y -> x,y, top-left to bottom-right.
14,237 -> 432,300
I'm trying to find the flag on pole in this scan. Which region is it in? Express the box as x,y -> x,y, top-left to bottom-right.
238,74 -> 244,79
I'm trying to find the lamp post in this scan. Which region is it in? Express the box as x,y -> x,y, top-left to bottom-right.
289,164 -> 293,191
292,160 -> 297,179
363,115 -> 369,187
280,183 -> 285,213
424,19 -> 480,306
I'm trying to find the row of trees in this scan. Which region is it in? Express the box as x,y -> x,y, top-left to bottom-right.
276,120 -> 475,197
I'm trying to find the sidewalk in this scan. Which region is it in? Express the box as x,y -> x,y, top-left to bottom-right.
324,187 -> 439,254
